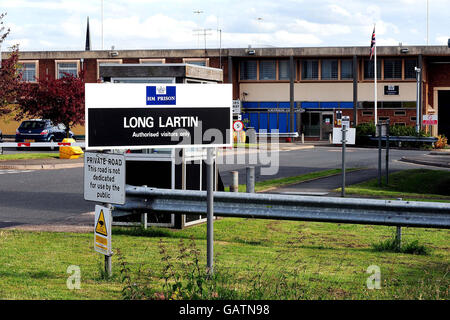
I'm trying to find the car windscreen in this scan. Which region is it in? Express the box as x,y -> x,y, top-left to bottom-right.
19,121 -> 47,130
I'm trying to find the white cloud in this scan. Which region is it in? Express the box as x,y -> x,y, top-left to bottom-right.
289,19 -> 351,36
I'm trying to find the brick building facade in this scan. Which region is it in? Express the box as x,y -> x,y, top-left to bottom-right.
2,45 -> 450,139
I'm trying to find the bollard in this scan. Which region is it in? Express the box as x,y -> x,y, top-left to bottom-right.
301,133 -> 305,144
329,133 -> 332,144
230,171 -> 239,192
141,185 -> 148,229
141,213 -> 148,230
246,166 -> 255,193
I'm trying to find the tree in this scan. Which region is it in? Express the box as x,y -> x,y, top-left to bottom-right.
0,13 -> 21,117
17,70 -> 86,137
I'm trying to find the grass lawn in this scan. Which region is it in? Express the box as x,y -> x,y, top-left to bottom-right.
0,153 -> 60,161
225,168 -> 362,192
0,218 -> 448,300
340,169 -> 450,201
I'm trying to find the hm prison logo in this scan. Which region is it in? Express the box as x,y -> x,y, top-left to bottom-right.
146,85 -> 176,105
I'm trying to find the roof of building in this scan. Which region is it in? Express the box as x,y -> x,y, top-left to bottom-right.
4,45 -> 450,60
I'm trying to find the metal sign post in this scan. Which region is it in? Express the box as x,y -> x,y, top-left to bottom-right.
385,119 -> 390,185
341,124 -> 347,197
206,147 -> 214,275
377,124 -> 382,187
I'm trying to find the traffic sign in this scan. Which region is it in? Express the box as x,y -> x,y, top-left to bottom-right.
423,114 -> 437,125
233,120 -> 244,132
85,83 -> 232,150
232,100 -> 241,114
94,205 -> 112,256
84,152 -> 126,205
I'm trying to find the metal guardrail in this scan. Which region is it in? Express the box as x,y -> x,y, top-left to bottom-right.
369,136 -> 438,143
113,185 -> 450,229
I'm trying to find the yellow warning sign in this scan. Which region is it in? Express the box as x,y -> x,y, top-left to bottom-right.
95,209 -> 108,236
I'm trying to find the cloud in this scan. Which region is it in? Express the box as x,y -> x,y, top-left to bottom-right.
289,19 -> 351,36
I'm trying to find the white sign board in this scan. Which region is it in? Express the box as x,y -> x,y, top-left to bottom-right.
85,83 -> 233,150
423,114 -> 438,125
232,100 -> 241,114
84,152 -> 126,205
332,128 -> 356,145
94,205 -> 112,256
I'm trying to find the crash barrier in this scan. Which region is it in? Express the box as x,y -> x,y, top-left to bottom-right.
113,185 -> 450,229
369,136 -> 438,143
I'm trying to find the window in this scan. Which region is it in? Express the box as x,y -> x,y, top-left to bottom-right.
379,116 -> 390,122
410,116 -> 417,121
382,101 -> 402,109
240,60 -> 257,80
404,59 -> 417,79
56,61 -> 79,79
394,110 -> 406,116
302,60 -> 319,80
384,59 -> 402,79
364,59 -> 381,79
321,59 -> 338,80
341,60 -> 353,80
403,101 -> 416,109
278,60 -> 290,80
140,58 -> 165,64
259,60 -> 276,80
362,101 -> 382,109
18,61 -> 38,82
362,111 -> 374,116
183,58 -> 209,67
394,122 -> 406,126
97,59 -> 122,80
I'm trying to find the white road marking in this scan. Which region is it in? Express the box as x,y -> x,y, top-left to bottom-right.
0,169 -> 35,175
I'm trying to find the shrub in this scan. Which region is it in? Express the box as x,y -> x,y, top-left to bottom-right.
371,237 -> 430,255
434,135 -> 448,149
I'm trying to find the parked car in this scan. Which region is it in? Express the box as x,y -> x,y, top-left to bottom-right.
0,128 -> 3,143
15,119 -> 74,144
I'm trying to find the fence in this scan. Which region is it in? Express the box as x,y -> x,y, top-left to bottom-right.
113,185 -> 450,229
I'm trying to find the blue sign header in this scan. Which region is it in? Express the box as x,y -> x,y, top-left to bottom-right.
146,86 -> 176,105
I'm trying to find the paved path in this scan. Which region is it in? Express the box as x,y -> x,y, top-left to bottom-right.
267,168 -> 379,196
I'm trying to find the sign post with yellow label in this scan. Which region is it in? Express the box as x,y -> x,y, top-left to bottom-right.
94,205 -> 112,256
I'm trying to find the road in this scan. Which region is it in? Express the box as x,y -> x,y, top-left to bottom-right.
0,146 -> 440,228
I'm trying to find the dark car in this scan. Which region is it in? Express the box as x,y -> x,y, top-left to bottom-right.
0,128 -> 2,143
15,119 -> 74,143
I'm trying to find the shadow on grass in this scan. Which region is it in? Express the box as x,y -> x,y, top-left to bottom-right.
112,226 -> 205,240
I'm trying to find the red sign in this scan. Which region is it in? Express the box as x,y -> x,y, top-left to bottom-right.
233,120 -> 244,132
422,114 -> 437,125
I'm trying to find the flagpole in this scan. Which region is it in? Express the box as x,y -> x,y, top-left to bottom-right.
374,26 -> 377,126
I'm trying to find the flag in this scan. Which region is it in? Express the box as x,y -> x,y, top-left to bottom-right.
370,26 -> 376,60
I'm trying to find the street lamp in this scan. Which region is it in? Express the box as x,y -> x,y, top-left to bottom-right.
415,66 -> 422,133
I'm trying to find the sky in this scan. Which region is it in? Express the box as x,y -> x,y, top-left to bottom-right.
0,0 -> 449,52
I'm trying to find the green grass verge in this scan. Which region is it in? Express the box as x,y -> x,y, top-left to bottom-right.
0,219 -> 448,299
0,153 -> 60,161
225,168 -> 362,192
338,169 -> 450,201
